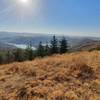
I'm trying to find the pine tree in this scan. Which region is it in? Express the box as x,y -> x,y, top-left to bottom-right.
44,42 -> 50,56
50,35 -> 58,54
60,37 -> 68,54
6,51 -> 14,63
25,42 -> 34,60
13,49 -> 25,62
37,41 -> 45,57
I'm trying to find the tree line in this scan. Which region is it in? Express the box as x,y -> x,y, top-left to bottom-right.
0,35 -> 68,64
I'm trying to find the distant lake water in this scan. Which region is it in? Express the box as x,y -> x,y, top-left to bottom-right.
7,43 -> 36,50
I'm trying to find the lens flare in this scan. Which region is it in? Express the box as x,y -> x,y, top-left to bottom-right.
20,0 -> 28,3
0,0 -> 42,24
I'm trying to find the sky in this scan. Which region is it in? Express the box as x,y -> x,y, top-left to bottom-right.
0,0 -> 100,37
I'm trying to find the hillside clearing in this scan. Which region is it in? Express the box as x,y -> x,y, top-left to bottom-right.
0,51 -> 100,100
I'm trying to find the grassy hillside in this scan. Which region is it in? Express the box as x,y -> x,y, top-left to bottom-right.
0,51 -> 100,100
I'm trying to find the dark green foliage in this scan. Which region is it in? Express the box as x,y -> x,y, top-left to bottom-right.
13,49 -> 25,62
6,51 -> 14,63
50,35 -> 58,54
0,35 -> 70,65
37,42 -> 45,57
0,54 -> 3,64
25,45 -> 34,60
44,43 -> 50,56
0,52 -> 7,64
59,37 -> 68,54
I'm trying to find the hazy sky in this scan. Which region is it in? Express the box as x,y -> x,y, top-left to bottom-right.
0,0 -> 100,36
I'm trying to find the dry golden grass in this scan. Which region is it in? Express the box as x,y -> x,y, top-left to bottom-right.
0,51 -> 100,100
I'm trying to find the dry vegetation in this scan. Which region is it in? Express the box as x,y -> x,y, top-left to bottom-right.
0,51 -> 100,100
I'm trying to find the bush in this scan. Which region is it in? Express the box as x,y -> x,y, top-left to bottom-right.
0,54 -> 3,64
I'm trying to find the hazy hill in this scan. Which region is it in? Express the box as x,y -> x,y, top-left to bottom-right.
71,39 -> 100,51
0,31 -> 100,51
0,51 -> 100,100
0,42 -> 16,50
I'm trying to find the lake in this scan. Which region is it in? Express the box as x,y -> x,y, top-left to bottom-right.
7,43 -> 36,50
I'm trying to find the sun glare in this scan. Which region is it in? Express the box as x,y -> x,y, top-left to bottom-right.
20,0 -> 28,3
18,0 -> 29,6
3,0 -> 42,21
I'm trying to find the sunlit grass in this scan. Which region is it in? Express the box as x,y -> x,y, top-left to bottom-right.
0,51 -> 100,100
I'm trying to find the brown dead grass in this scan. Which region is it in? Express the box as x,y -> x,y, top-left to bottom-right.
0,51 -> 100,100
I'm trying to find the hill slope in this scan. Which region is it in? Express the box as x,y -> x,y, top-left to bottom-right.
71,39 -> 100,51
0,51 -> 100,100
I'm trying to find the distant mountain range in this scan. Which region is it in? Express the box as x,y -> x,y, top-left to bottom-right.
0,31 -> 100,51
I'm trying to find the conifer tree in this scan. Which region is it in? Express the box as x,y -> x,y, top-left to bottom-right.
25,42 -> 34,60
50,35 -> 58,54
44,42 -> 50,56
60,37 -> 68,54
13,49 -> 25,62
6,51 -> 14,63
37,41 -> 45,57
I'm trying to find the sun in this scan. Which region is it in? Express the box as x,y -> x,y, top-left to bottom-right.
20,0 -> 28,4
11,0 -> 42,18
